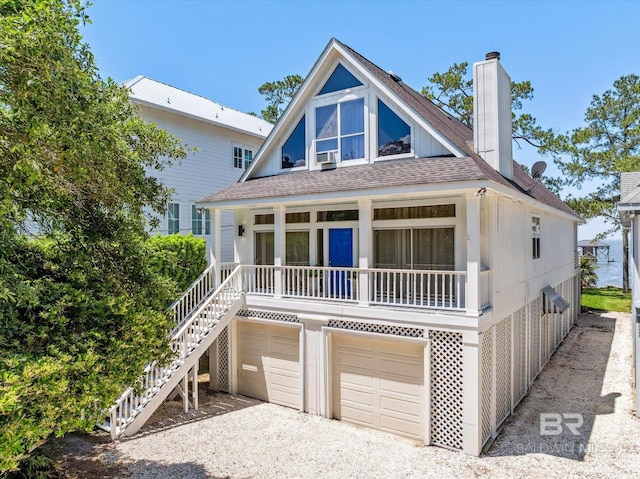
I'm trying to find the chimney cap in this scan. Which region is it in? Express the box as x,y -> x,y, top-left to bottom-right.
485,51 -> 500,61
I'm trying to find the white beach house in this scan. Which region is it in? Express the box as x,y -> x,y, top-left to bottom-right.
105,40 -> 581,456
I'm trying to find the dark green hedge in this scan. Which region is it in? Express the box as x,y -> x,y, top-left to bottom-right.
147,234 -> 208,293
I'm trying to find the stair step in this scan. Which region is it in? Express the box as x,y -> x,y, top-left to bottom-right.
102,284 -> 241,439
96,420 -> 111,432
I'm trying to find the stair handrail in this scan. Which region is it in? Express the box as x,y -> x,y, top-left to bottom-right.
106,265 -> 244,437
171,265 -> 242,338
169,262 -> 217,328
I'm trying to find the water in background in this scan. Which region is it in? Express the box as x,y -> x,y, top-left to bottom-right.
585,239 -> 627,288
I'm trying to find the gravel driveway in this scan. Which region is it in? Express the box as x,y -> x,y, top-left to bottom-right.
51,311 -> 640,478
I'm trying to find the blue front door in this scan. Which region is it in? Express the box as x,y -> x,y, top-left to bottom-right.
329,228 -> 352,296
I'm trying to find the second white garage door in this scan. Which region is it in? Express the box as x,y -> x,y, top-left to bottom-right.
332,334 -> 425,440
237,321 -> 300,409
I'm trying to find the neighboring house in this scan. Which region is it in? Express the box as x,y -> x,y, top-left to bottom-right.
123,76 -> 272,261
617,172 -> 640,415
105,40 -> 581,456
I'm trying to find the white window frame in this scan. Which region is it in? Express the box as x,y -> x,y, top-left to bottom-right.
191,205 -> 210,236
167,202 -> 180,234
375,96 -> 414,161
312,92 -> 369,167
233,145 -> 253,170
280,114 -> 307,172
532,215 -> 541,260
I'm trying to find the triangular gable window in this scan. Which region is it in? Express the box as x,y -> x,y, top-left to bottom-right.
317,63 -> 362,96
378,99 -> 411,157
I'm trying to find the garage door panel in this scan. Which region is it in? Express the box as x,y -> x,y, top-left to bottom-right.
270,385 -> 299,407
336,335 -> 375,351
271,326 -> 299,340
237,321 -> 300,410
340,387 -> 374,406
380,415 -> 422,439
338,370 -> 375,388
333,334 -> 424,441
379,340 -> 422,357
380,395 -> 421,416
340,405 -> 375,426
270,371 -> 299,389
336,351 -> 375,370
270,356 -> 299,373
380,357 -> 423,378
238,321 -> 268,335
270,339 -> 299,357
239,352 -> 266,373
238,335 -> 268,353
380,378 -> 422,397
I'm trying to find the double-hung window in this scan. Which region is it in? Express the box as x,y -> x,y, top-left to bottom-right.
233,146 -> 253,170
532,216 -> 541,259
192,205 -> 210,235
167,203 -> 180,234
315,98 -> 365,162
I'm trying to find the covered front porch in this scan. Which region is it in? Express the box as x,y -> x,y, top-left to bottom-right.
208,192 -> 492,315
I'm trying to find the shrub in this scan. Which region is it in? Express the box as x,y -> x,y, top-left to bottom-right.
147,234 -> 208,292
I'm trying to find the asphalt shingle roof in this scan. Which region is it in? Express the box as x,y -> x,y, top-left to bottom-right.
198,40 -> 579,220
620,172 -> 640,204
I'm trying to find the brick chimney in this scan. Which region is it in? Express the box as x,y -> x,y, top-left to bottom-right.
473,52 -> 513,180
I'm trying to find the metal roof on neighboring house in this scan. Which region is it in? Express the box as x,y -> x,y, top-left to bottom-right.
122,76 -> 273,139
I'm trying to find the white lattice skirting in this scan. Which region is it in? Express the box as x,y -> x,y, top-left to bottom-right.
480,274 -> 579,447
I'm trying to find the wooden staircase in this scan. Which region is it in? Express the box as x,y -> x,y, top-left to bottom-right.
99,265 -> 243,439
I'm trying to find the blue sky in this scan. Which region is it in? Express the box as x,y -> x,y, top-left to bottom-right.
81,0 -> 640,239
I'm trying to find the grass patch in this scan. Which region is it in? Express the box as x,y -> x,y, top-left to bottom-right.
581,287 -> 631,313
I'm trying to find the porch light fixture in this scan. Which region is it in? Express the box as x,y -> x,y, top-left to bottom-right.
475,187 -> 486,197
238,225 -> 245,237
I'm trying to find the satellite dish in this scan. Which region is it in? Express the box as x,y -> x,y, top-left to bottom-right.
527,161 -> 547,195
531,161 -> 547,180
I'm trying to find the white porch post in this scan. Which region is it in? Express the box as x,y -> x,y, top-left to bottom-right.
358,199 -> 372,306
214,208 -> 222,287
274,205 -> 286,298
466,194 -> 481,314
462,331 -> 482,455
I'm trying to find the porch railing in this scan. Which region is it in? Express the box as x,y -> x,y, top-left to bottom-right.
242,265 -> 470,310
368,268 -> 466,310
282,266 -> 359,302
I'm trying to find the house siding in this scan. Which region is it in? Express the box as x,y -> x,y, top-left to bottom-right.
138,105 -> 265,262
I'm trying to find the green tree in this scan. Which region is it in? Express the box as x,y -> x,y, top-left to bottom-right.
422,61 -> 555,149
580,256 -> 598,289
0,0 -> 187,472
547,75 -> 640,292
258,74 -> 304,124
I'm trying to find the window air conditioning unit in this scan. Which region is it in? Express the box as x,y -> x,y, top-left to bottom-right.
316,150 -> 337,165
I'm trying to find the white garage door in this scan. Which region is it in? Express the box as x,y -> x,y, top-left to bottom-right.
332,334 -> 425,440
237,321 -> 300,409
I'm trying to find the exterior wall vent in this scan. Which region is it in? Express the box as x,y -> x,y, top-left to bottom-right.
388,71 -> 402,83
